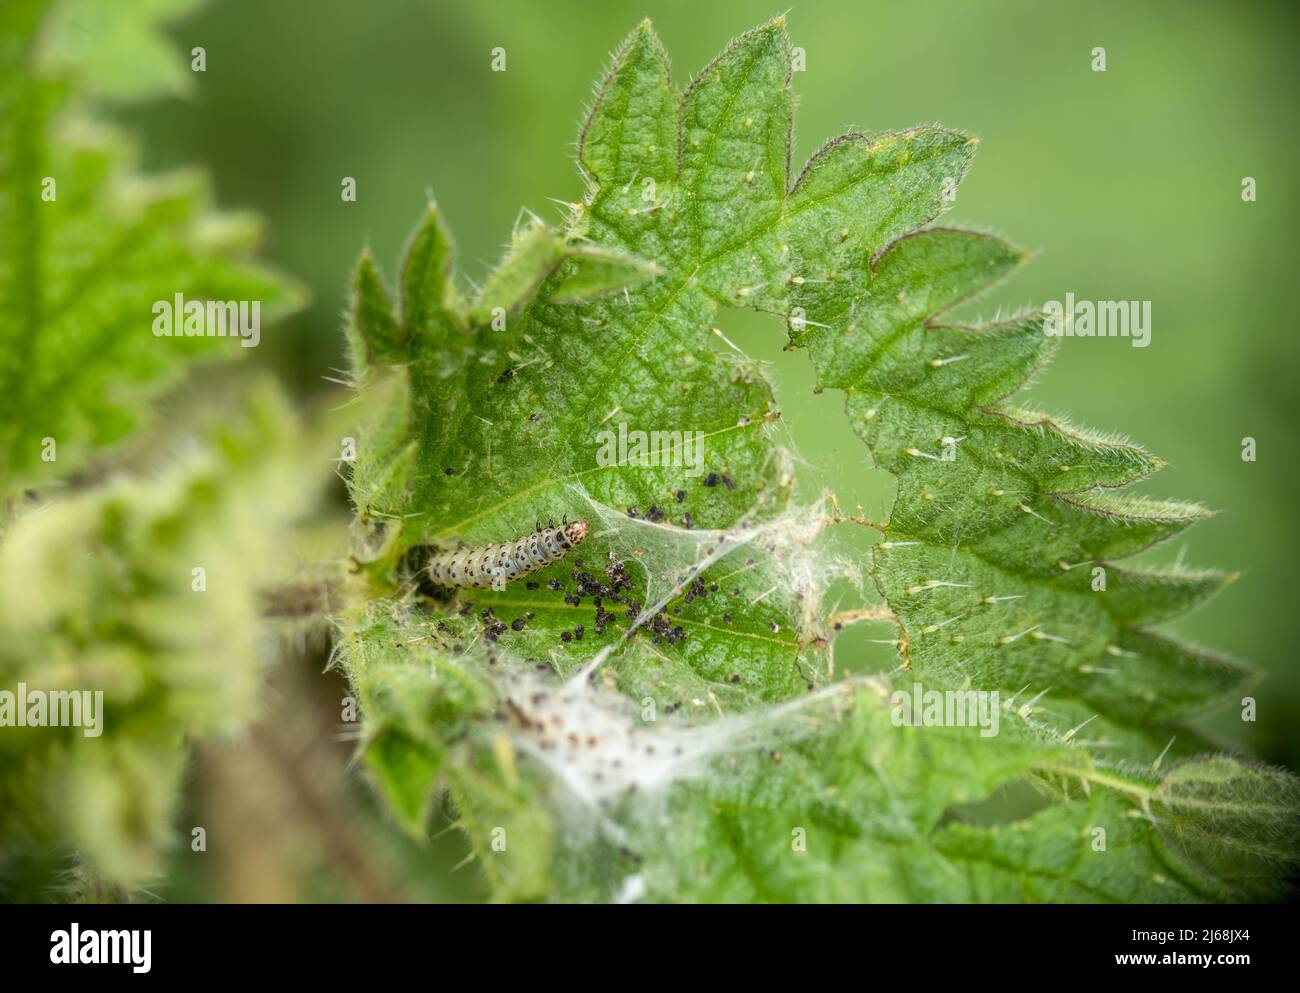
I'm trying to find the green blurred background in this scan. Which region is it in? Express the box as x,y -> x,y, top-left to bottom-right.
107,0 -> 1299,897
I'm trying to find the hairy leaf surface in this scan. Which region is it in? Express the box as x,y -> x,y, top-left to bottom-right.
337,17 -> 1300,903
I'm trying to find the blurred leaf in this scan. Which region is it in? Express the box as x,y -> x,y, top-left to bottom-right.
0,381 -> 326,890
1153,757 -> 1300,901
0,0 -> 303,496
37,0 -> 205,101
0,0 -> 315,898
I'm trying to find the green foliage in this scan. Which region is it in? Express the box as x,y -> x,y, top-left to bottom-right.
36,0 -> 205,101
0,383 -> 321,890
0,0 -> 310,897
335,16 -> 1300,904
0,0 -> 300,495
631,683 -> 1217,903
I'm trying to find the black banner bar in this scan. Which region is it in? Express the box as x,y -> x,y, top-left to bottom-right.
0,903 -> 1288,980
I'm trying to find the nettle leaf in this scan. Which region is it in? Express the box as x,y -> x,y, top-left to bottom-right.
0,0 -> 302,495
338,17 -> 1300,902
462,220 -> 662,326
631,681 -> 1061,902
1151,758 -> 1300,901
931,791 -> 1215,903
37,0 -> 205,102
0,1 -> 315,898
780,153 -> 1251,723
0,382 -> 323,890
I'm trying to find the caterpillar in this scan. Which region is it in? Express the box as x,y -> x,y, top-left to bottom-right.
426,519 -> 590,591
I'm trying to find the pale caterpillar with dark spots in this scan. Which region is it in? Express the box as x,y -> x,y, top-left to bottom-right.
426,519 -> 590,591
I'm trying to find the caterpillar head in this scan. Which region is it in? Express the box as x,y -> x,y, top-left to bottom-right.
564,519 -> 590,547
